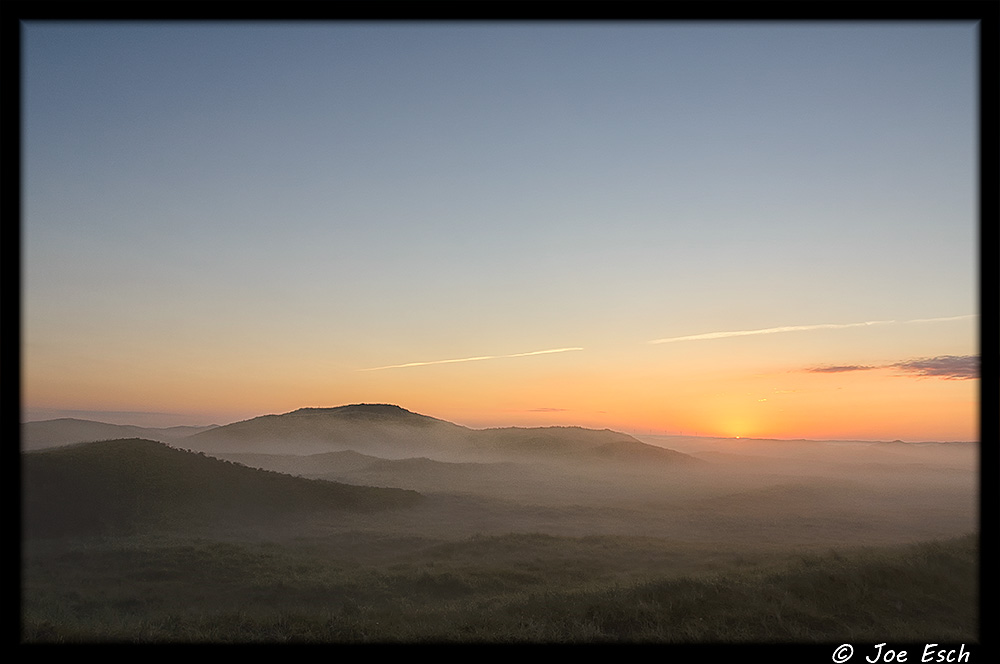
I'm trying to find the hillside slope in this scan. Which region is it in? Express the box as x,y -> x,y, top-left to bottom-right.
22,438 -> 423,538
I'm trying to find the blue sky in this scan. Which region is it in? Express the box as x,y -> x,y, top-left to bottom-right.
21,22 -> 979,438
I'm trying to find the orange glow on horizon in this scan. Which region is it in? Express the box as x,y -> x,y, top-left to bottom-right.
22,337 -> 979,442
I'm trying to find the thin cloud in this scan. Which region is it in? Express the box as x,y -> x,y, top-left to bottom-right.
527,407 -> 570,413
891,355 -> 979,380
905,315 -> 976,324
506,348 -> 583,358
358,347 -> 583,371
649,314 -> 975,345
650,321 -> 893,344
804,355 -> 979,380
805,365 -> 877,374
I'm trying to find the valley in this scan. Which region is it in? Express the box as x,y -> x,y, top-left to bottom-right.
20,404 -> 980,643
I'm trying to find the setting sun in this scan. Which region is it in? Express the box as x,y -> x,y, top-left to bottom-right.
21,21 -> 978,442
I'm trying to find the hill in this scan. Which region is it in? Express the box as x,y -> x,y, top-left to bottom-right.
471,427 -> 701,464
214,449 -> 383,476
184,404 -> 701,466
184,404 -> 472,457
21,418 -> 218,451
22,438 -> 423,539
216,449 -> 526,488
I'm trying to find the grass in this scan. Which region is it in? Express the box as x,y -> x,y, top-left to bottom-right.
21,531 -> 977,643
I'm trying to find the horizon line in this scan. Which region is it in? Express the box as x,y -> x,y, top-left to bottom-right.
21,404 -> 977,444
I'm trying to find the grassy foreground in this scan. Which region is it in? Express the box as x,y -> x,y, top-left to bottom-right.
21,531 -> 977,643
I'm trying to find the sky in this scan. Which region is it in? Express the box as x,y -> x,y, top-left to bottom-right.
21,21 -> 980,441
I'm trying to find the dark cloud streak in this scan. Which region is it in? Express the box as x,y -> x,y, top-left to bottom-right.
804,355 -> 978,380
890,355 -> 979,380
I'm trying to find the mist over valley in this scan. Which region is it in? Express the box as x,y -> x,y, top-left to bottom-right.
21,404 -> 979,643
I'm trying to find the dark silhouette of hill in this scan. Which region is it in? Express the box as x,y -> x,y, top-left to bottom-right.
214,449 -> 382,476
216,449 -> 516,482
185,404 -> 472,457
211,450 -> 601,503
21,418 -> 218,451
22,438 -> 422,539
184,404 -> 701,466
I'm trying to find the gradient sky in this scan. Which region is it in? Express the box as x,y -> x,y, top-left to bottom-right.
21,22 -> 980,441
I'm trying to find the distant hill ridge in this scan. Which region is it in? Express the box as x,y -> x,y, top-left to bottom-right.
23,404 -> 704,465
21,418 -> 218,451
184,404 -> 703,465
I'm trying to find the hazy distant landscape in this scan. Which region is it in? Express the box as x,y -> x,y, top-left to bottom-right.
20,17 -> 981,647
21,404 -> 978,643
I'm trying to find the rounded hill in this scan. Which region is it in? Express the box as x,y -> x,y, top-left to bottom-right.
287,404 -> 447,426
184,404 -> 471,456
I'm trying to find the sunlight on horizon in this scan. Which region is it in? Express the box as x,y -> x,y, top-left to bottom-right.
20,22 -> 978,444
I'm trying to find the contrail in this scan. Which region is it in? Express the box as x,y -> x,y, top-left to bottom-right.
649,314 -> 974,345
358,347 -> 584,371
904,314 -> 976,324
649,321 -> 894,344
506,348 -> 584,358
